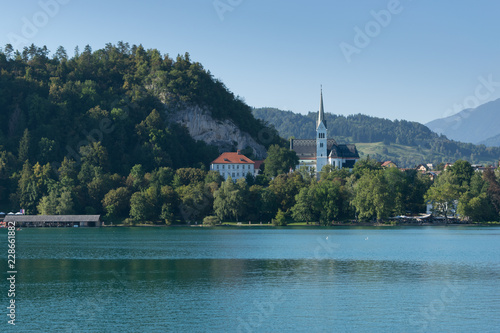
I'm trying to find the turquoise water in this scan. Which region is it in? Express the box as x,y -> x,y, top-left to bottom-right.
2,227 -> 500,332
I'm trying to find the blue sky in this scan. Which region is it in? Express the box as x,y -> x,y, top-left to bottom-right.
1,0 -> 500,124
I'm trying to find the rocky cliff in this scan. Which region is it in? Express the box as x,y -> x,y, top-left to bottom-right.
167,105 -> 267,159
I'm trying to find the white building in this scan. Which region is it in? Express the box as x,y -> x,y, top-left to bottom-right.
290,89 -> 360,173
210,150 -> 255,181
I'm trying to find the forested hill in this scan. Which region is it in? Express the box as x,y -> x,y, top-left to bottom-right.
0,42 -> 284,211
0,43 -> 282,171
253,107 -> 500,167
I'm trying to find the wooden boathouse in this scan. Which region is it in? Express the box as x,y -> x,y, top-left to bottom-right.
3,215 -> 101,227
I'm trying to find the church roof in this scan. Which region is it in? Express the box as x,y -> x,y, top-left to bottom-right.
290,139 -> 359,159
328,144 -> 360,158
290,139 -> 338,158
290,139 -> 316,158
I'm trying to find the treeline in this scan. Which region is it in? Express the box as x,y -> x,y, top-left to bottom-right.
5,138 -> 500,223
1,151 -> 435,224
253,108 -> 500,167
425,160 -> 500,222
0,42 -> 283,210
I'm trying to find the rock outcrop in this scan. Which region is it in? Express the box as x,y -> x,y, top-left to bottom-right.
166,105 -> 267,159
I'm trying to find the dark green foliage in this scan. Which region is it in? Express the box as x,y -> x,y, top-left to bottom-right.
0,42 -> 279,216
447,160 -> 474,187
264,144 -> 299,178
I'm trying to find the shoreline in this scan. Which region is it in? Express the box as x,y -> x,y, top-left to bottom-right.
99,222 -> 500,228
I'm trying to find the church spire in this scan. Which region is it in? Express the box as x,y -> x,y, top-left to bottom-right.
317,86 -> 326,129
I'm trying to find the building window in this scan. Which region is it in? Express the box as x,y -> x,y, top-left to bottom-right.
232,173 -> 235,177
320,143 -> 323,148
237,165 -> 239,169
217,165 -> 219,169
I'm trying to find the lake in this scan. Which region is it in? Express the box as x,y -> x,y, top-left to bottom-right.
2,226 -> 500,332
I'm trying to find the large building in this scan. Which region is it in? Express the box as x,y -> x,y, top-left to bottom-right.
290,89 -> 360,172
210,150 -> 255,180
3,215 -> 101,227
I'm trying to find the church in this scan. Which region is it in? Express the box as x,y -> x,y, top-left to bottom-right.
290,89 -> 360,172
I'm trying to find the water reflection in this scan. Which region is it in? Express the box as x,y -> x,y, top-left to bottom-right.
3,227 -> 499,332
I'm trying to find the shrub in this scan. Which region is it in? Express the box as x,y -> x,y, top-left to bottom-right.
203,215 -> 220,227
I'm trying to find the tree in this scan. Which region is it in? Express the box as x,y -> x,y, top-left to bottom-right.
403,170 -> 432,214
247,185 -> 277,222
57,190 -> 74,215
458,192 -> 496,222
173,168 -> 207,187
37,191 -> 58,215
38,137 -> 56,165
79,142 -> 109,168
203,215 -> 220,226
269,172 -> 307,214
54,46 -> 67,61
204,170 -> 224,185
425,182 -> 461,223
213,177 -> 244,221
352,170 -> 392,222
17,161 -> 38,214
383,167 -> 406,216
150,167 -> 175,187
160,203 -> 175,225
291,186 -> 315,222
264,144 -> 299,178
4,44 -> 13,59
352,156 -> 382,179
448,160 -> 474,187
129,191 -> 150,222
483,169 -> 500,217
127,164 -> 146,190
312,180 -> 343,225
272,209 -> 287,226
102,187 -> 131,219
0,150 -> 15,204
18,129 -> 31,164
177,183 -> 213,223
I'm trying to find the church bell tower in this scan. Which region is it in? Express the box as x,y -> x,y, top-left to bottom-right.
316,87 -> 328,173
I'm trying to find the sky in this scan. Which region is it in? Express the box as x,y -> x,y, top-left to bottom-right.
1,0 -> 500,124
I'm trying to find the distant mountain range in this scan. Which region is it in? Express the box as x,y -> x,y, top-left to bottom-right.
426,98 -> 500,146
252,107 -> 500,167
478,133 -> 500,147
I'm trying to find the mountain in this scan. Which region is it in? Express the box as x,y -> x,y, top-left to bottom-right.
253,107 -> 500,167
425,99 -> 500,145
478,133 -> 500,147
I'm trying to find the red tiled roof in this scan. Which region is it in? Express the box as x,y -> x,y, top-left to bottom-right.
253,160 -> 264,170
381,161 -> 393,167
211,152 -> 255,164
